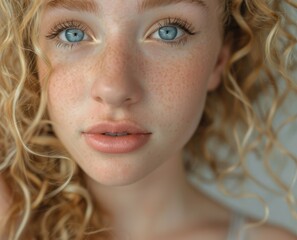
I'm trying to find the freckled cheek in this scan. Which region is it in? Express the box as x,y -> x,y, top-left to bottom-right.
46,64 -> 89,117
146,56 -> 211,108
143,55 -> 211,137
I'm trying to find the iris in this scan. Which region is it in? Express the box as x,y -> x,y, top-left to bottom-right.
65,29 -> 85,42
158,26 -> 178,41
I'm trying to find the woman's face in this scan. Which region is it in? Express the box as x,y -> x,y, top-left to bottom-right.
38,0 -> 228,186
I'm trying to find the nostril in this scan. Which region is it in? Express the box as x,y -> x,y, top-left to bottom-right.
93,96 -> 103,103
124,97 -> 132,102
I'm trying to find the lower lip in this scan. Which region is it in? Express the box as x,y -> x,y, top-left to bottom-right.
83,133 -> 151,154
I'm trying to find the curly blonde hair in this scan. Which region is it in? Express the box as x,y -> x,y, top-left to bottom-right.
0,0 -> 296,239
186,0 -> 297,228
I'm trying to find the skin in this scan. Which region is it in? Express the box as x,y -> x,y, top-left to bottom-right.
38,0 -> 226,187
36,0 -> 297,239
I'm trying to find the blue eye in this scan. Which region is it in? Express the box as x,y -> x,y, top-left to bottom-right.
60,28 -> 86,43
151,25 -> 185,42
149,18 -> 196,45
158,26 -> 178,41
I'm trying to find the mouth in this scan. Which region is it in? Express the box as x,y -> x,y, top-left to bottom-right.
82,121 -> 151,154
103,132 -> 130,137
83,121 -> 151,135
101,132 -> 151,137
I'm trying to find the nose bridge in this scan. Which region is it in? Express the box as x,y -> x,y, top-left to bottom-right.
91,37 -> 142,108
101,39 -> 132,76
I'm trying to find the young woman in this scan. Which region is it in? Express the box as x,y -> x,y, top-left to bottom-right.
0,0 -> 296,239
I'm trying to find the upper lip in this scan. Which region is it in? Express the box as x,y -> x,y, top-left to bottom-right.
82,121 -> 151,135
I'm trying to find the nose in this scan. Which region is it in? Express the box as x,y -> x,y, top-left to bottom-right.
90,40 -> 143,109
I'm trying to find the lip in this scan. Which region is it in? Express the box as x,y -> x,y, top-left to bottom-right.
82,121 -> 151,154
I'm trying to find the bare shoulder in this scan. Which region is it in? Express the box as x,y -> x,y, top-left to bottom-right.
250,223 -> 297,240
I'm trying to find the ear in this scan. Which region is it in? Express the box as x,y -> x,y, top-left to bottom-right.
207,43 -> 230,91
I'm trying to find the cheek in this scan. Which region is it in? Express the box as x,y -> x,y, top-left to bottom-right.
46,63 -> 88,120
143,51 -> 213,141
145,50 -> 213,113
37,46 -> 93,119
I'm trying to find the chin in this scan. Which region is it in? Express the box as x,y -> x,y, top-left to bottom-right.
81,158 -> 158,187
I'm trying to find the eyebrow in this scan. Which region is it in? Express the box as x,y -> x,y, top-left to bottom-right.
139,0 -> 207,13
46,0 -> 99,14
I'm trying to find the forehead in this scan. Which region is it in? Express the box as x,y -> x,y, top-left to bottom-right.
46,0 -> 99,13
45,0 -> 209,14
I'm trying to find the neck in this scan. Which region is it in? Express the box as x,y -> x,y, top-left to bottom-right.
85,153 -> 199,239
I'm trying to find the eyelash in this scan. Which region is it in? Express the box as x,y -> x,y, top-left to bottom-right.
46,20 -> 88,49
153,17 -> 197,47
46,17 -> 197,49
